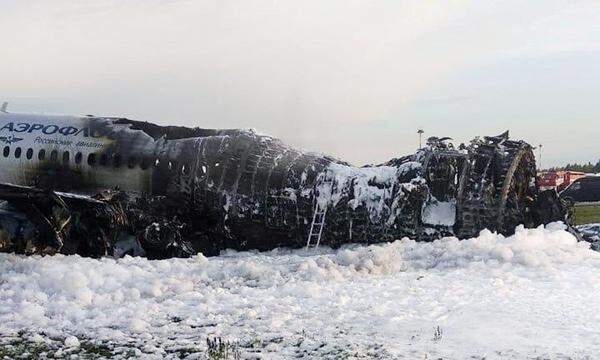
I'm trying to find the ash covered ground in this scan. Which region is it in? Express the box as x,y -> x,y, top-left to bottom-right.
1,223 -> 600,359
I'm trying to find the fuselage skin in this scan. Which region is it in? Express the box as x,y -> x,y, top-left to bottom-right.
0,113 -> 187,195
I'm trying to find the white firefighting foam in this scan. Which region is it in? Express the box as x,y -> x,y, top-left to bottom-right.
314,162 -> 423,224
1,222 -> 600,358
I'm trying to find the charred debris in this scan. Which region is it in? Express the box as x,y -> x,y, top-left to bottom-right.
0,121 -> 573,259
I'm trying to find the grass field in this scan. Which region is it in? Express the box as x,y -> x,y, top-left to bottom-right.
573,204 -> 600,225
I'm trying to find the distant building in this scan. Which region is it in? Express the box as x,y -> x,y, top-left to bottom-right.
537,170 -> 588,191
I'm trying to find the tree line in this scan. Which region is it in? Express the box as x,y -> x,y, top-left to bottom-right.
544,160 -> 600,173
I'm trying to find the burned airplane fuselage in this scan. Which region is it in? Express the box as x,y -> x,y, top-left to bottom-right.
0,112 -> 568,258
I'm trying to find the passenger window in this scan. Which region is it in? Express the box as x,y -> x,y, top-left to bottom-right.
113,154 -> 122,168
38,149 -> 46,161
75,152 -> 83,165
14,147 -> 21,159
63,151 -> 70,164
99,153 -> 108,166
140,157 -> 150,170
50,150 -> 58,162
26,148 -> 33,160
87,153 -> 96,166
3,146 -> 9,158
128,156 -> 137,169
154,158 -> 160,167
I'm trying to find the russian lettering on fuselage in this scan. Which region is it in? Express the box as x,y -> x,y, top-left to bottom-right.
0,122 -> 106,138
0,121 -> 106,149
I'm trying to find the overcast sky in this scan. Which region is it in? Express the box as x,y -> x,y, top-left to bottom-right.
1,0 -> 599,167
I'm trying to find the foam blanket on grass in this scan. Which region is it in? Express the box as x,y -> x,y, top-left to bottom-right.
1,222 -> 600,359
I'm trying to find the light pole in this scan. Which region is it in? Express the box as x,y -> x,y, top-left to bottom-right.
417,129 -> 424,149
538,144 -> 543,170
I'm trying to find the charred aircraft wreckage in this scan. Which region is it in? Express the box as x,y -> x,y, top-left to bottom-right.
0,105 -> 575,259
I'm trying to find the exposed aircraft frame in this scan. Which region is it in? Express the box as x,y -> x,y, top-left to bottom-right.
0,115 -> 572,258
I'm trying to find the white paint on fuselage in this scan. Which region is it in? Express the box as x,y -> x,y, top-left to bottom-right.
0,112 -> 160,194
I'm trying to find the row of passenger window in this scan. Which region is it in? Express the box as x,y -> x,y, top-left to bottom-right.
2,146 -> 187,172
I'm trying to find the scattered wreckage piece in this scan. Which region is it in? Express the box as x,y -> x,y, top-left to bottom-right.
0,184 -> 127,257
576,224 -> 600,251
0,121 -> 575,258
